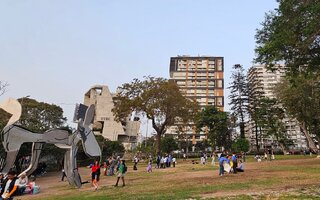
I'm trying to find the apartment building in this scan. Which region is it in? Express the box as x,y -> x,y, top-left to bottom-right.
169,55 -> 224,110
246,65 -> 308,151
166,55 -> 224,145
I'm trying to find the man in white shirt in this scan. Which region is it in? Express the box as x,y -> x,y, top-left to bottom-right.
0,171 -> 19,200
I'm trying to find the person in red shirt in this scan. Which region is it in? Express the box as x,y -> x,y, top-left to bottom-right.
91,160 -> 101,191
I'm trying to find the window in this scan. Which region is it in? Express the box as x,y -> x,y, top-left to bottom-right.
217,59 -> 223,71
217,80 -> 223,88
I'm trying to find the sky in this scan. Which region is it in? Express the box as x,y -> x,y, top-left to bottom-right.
0,0 -> 279,134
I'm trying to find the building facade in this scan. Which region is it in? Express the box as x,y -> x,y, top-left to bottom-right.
84,85 -> 140,150
166,55 -> 224,145
246,65 -> 308,151
169,55 -> 224,110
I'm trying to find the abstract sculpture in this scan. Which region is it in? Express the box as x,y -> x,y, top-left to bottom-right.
0,98 -> 101,188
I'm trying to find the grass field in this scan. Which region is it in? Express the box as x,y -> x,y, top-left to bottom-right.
18,155 -> 320,200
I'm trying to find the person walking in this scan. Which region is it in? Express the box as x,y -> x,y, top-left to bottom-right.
91,160 -> 100,191
133,156 -> 138,171
219,155 -> 227,176
115,160 -> 127,187
61,169 -> 67,181
147,158 -> 152,173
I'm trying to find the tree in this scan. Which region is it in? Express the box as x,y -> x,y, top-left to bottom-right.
255,1 -> 320,152
0,81 -> 8,96
161,136 -> 178,154
228,64 -> 249,138
255,0 -> 320,76
258,97 -> 292,154
247,75 -> 265,152
274,77 -> 319,152
195,106 -> 231,150
112,77 -> 198,155
95,135 -> 125,160
232,138 -> 250,153
18,98 -> 67,132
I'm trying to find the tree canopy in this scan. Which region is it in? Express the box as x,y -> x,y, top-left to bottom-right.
255,0 -> 320,152
228,64 -> 248,138
255,0 -> 320,76
195,106 -> 231,150
112,76 -> 198,154
274,77 -> 319,151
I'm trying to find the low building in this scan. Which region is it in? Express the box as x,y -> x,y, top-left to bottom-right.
84,85 -> 140,150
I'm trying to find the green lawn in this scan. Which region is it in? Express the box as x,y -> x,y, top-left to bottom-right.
36,155 -> 320,200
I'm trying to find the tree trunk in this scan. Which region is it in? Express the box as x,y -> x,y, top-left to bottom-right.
259,126 -> 263,149
278,142 -> 287,155
156,133 -> 161,155
255,121 -> 259,153
240,122 -> 245,138
300,122 -> 318,153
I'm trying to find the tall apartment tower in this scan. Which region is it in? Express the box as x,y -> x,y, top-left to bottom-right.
169,56 -> 224,110
246,65 -> 308,150
167,56 -> 224,144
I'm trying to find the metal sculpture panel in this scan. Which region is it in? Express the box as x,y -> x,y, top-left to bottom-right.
0,98 -> 101,188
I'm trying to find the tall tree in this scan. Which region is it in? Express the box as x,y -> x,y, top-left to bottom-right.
255,0 -> 320,76
274,77 -> 319,152
195,106 -> 230,150
247,75 -> 265,152
255,0 -> 320,152
228,64 -> 248,138
258,97 -> 292,154
112,77 -> 198,155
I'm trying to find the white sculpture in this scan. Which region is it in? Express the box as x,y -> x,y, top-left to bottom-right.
0,98 -> 101,188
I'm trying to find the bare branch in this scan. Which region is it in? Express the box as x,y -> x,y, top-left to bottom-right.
0,81 -> 9,96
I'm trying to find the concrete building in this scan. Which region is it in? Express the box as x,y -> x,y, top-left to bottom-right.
169,55 -> 224,110
84,85 -> 140,150
246,65 -> 308,151
166,55 -> 224,145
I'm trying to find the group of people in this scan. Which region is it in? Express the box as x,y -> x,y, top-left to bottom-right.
0,171 -> 38,200
87,159 -> 127,191
218,153 -> 244,176
156,154 -> 176,169
255,149 -> 275,162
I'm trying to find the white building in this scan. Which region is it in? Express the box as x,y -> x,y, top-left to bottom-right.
246,65 -> 308,151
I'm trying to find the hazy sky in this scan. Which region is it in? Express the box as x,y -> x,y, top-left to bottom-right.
0,0 -> 278,131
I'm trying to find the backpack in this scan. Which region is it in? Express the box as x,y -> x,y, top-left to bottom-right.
123,165 -> 127,173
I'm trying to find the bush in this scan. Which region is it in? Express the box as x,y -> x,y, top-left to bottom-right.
232,138 -> 250,152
